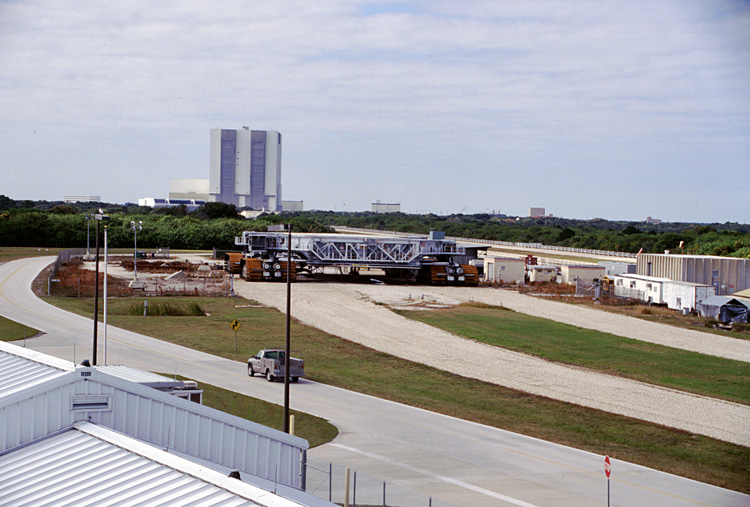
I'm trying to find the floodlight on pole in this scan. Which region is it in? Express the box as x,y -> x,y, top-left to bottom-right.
91,209 -> 109,365
103,222 -> 108,365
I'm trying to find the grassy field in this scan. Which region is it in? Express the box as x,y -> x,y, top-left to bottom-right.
0,247 -> 62,263
44,295 -> 750,493
396,303 -> 750,405
170,375 -> 337,448
0,316 -> 39,342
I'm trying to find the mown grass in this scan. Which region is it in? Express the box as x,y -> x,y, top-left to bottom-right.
0,316 -> 39,342
168,375 -> 337,448
0,247 -> 62,263
557,296 -> 750,341
44,295 -> 750,493
395,303 -> 750,405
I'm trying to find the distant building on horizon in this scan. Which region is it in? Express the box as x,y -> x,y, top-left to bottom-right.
372,202 -> 401,213
646,216 -> 662,224
529,207 -> 546,218
282,200 -> 304,212
137,197 -> 204,211
209,127 -> 282,210
145,127 -> 286,212
64,195 -> 101,203
169,178 -> 210,201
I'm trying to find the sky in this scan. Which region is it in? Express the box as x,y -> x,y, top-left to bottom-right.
1,1 -> 749,223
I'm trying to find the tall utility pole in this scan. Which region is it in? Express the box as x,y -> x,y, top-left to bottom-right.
91,210 -> 109,365
92,217 -> 100,364
284,223 -> 292,433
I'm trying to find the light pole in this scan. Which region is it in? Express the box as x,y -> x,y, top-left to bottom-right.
284,223 -> 292,433
92,210 -> 109,365
103,221 -> 109,365
131,220 -> 143,282
85,214 -> 91,258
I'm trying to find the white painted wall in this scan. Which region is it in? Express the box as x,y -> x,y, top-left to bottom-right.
484,257 -> 525,283
662,282 -> 715,312
208,129 -> 223,195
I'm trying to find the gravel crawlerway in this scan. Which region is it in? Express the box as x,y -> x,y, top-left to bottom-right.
234,282 -> 750,447
357,285 -> 750,363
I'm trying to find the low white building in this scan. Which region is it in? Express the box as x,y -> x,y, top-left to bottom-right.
484,257 -> 526,284
561,265 -> 606,286
663,280 -> 715,313
613,274 -> 714,311
614,274 -> 668,305
528,265 -> 557,283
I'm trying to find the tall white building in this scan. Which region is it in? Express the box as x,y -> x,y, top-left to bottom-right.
209,127 -> 282,210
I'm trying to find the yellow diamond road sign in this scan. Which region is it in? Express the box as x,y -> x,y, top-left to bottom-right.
231,319 -> 242,332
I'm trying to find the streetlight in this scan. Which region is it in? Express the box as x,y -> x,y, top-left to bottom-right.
84,214 -> 91,259
130,220 -> 143,287
284,223 -> 292,433
92,209 -> 109,365
103,219 -> 109,365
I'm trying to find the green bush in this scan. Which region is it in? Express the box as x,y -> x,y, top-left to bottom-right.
126,301 -> 204,317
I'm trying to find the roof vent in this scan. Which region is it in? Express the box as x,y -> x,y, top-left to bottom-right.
71,394 -> 112,412
228,471 -> 241,480
80,359 -> 91,367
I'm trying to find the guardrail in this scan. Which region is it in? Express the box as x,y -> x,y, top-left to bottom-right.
334,227 -> 638,259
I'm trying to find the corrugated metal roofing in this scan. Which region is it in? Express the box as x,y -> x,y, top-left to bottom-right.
0,424 -> 293,507
0,343 -> 70,398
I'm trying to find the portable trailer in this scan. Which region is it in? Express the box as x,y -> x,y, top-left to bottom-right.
231,231 -> 480,285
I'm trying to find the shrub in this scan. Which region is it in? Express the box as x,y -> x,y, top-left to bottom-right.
127,301 -> 204,317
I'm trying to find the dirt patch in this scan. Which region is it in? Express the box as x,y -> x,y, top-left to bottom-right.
49,255 -> 234,298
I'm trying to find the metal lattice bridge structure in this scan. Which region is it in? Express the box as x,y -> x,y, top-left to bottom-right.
228,232 -> 479,285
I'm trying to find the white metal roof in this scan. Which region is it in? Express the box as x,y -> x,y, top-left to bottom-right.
0,422 -> 301,507
96,364 -> 185,389
0,341 -> 72,398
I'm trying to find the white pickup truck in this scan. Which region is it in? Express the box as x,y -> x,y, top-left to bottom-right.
247,349 -> 305,382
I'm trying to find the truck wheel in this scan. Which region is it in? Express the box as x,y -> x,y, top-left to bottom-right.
248,364 -> 254,377
266,370 -> 275,382
291,376 -> 299,383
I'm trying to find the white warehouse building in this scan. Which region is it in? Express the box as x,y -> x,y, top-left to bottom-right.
0,341 -> 327,506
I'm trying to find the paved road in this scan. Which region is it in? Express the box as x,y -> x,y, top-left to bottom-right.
1,257 -> 747,507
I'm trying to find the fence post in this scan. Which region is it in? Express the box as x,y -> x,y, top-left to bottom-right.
344,467 -> 350,507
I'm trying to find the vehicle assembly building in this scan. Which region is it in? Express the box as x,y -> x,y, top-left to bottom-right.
226,231 -> 480,285
210,127 -> 282,210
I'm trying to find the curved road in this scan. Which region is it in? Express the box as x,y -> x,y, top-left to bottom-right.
0,257 -> 747,507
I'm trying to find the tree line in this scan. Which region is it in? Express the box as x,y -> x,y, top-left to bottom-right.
0,196 -> 747,257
